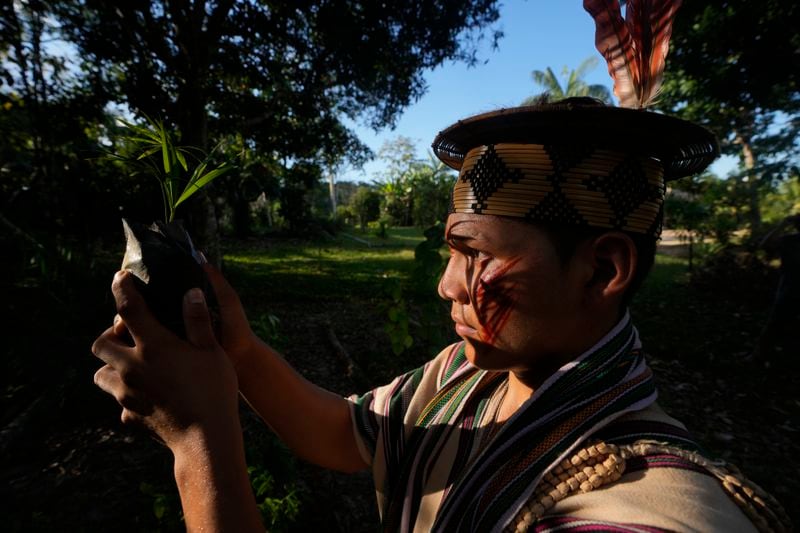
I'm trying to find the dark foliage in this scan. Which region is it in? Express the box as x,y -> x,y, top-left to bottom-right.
654,0 -> 800,228
1,1 -> 503,529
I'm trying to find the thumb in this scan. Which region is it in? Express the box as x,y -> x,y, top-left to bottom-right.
203,263 -> 241,310
183,288 -> 216,349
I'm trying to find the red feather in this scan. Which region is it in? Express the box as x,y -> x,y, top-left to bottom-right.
584,0 -> 682,108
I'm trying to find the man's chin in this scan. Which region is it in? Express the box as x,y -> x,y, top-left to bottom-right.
462,339 -> 514,372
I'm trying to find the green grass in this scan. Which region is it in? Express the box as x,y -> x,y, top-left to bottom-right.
635,253 -> 691,302
632,253 -> 694,355
633,251 -> 770,367
222,226 -> 426,303
340,226 -> 428,247
225,233 -> 699,312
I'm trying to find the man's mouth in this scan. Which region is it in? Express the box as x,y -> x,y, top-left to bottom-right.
452,315 -> 478,337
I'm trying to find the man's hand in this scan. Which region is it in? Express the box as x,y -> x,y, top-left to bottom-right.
94,266 -> 367,474
92,270 -> 264,531
92,270 -> 240,451
202,263 -> 260,371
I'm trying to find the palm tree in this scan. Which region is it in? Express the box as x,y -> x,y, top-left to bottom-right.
523,56 -> 612,105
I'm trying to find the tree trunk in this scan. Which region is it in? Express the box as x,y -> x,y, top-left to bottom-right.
329,171 -> 337,215
10,3 -> 46,187
200,192 -> 221,266
734,130 -> 762,233
174,1 -> 220,265
231,189 -> 252,237
406,187 -> 415,226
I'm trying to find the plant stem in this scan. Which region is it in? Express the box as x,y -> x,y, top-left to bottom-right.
160,183 -> 170,223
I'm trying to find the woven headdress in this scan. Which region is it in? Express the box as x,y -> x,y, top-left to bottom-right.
432,0 -> 718,239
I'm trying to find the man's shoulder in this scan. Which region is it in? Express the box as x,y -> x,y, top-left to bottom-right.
544,462 -> 757,532
539,432 -> 759,532
506,403 -> 791,532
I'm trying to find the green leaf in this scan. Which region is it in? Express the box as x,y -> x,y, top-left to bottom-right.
161,140 -> 171,174
191,160 -> 209,182
117,119 -> 159,141
136,146 -> 161,160
163,182 -> 175,218
173,165 -> 231,209
176,149 -> 188,171
153,498 -> 167,520
123,134 -> 158,146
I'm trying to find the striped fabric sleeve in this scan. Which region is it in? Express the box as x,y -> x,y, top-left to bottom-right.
347,369 -> 419,466
346,343 -> 466,467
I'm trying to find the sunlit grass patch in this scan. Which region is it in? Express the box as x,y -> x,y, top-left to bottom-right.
222,228 -> 425,303
642,253 -> 691,293
339,226 -> 426,247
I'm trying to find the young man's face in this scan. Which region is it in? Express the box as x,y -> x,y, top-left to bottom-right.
439,213 -> 590,375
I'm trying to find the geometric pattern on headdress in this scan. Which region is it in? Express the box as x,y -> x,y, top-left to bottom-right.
458,145 -> 523,213
450,143 -> 666,238
544,144 -> 596,177
524,144 -> 596,225
525,188 -> 588,227
584,157 -> 665,230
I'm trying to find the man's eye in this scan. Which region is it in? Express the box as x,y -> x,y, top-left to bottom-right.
448,244 -> 490,261
469,248 -> 491,260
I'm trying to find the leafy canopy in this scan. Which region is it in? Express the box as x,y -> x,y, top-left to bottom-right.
654,0 -> 800,182
56,0 -> 503,166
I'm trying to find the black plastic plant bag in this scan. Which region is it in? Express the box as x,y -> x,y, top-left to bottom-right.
120,218 -> 220,339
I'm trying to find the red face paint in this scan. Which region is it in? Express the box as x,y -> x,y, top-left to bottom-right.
444,220 -> 521,347
472,257 -> 520,346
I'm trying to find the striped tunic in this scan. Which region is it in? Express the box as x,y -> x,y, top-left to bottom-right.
347,314 -> 762,532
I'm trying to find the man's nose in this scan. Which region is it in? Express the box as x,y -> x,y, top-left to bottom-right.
438,254 -> 469,304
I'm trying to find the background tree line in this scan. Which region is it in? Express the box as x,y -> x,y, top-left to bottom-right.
654,0 -> 800,235
3,0 -> 797,279
1,0 -> 502,263
339,137 -> 455,232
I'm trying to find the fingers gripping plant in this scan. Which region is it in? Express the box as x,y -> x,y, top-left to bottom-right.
109,116 -> 234,338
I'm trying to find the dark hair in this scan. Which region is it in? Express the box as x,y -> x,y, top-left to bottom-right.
537,223 -> 657,308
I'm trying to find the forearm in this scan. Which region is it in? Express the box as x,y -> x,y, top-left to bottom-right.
234,338 -> 368,473
173,423 -> 264,533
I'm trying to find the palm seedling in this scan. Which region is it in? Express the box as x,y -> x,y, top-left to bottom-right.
108,116 -> 234,338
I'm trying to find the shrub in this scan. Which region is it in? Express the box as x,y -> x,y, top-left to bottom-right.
349,186 -> 381,230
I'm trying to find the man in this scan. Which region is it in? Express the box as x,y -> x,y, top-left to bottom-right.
92,98 -> 786,531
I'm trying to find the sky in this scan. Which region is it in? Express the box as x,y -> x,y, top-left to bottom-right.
341,0 -> 736,182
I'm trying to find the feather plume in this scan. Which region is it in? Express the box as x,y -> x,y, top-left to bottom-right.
584,0 -> 682,108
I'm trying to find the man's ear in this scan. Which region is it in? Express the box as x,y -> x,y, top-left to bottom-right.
583,231 -> 637,303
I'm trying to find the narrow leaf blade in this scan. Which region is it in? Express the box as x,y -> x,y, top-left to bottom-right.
173,165 -> 231,208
